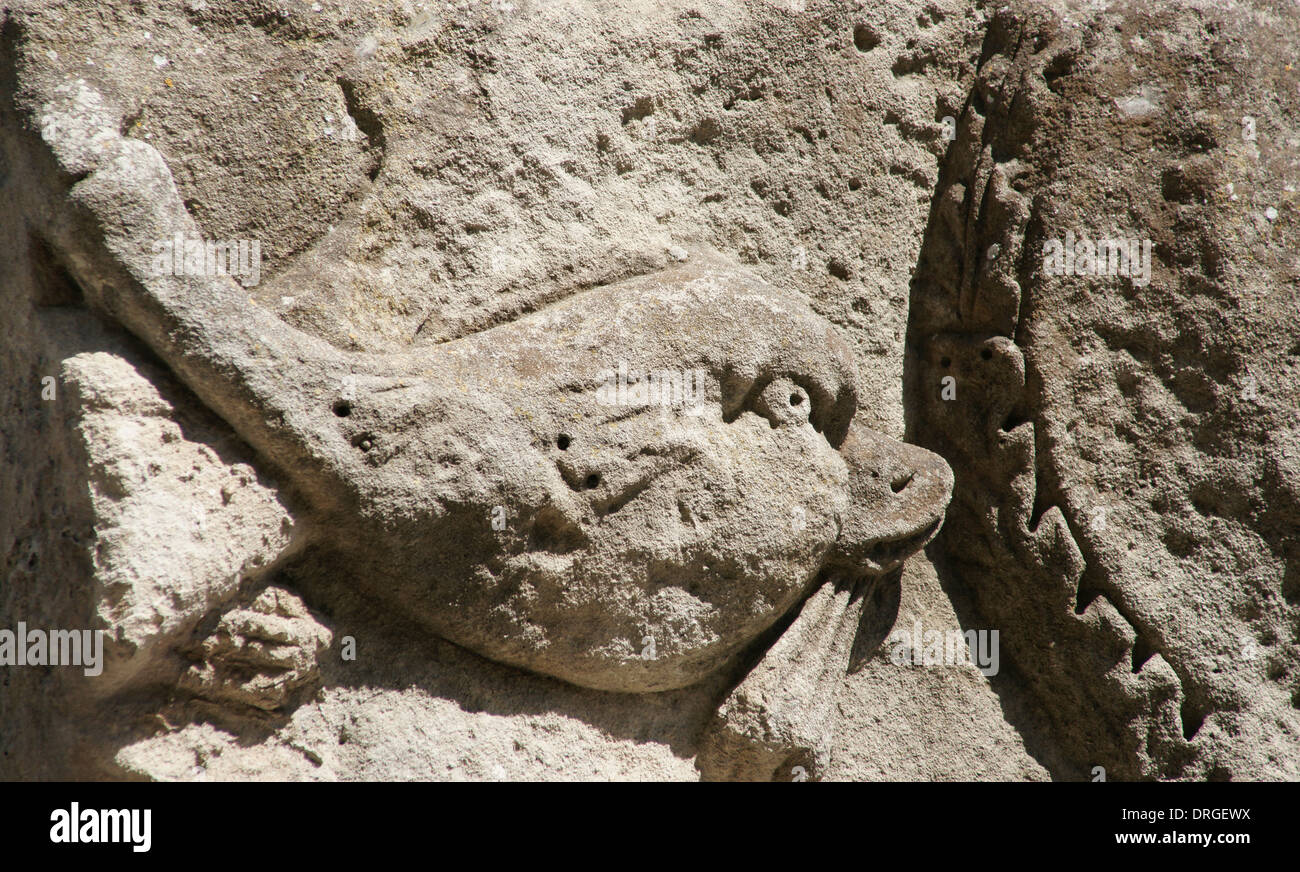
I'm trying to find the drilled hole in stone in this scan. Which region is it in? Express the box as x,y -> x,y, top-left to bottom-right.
557,434 -> 571,450
853,24 -> 880,52
790,393 -> 803,406
585,473 -> 601,489
333,400 -> 352,417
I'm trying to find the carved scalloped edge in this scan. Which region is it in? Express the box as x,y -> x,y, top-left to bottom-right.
906,6 -> 1199,779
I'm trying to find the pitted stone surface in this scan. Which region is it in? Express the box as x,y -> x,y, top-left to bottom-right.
32,77 -> 951,692
11,0 -> 1292,783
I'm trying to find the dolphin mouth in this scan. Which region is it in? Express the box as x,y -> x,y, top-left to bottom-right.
858,514 -> 944,576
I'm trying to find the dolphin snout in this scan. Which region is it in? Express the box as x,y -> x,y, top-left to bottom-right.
829,420 -> 954,576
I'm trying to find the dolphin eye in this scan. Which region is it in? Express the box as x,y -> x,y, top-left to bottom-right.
750,379 -> 818,431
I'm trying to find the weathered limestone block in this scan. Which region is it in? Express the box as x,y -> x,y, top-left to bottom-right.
52,317 -> 298,695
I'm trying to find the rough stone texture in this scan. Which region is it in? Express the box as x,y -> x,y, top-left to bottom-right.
55,316 -> 298,696
826,556 -> 1053,781
907,0 -> 1300,781
178,585 -> 331,712
2,0 -> 1295,782
6,0 -> 981,434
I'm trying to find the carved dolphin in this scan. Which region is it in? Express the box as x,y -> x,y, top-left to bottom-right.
30,83 -> 952,705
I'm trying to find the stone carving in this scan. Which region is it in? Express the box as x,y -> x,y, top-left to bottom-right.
4,0 -> 1295,785
908,5 -> 1300,780
179,586 -> 332,714
26,80 -> 951,777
